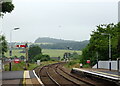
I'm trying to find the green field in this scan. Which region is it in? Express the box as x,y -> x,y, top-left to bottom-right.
42,49 -> 82,57
5,49 -> 82,58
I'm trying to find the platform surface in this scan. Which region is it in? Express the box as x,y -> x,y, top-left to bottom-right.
2,70 -> 40,85
72,68 -> 120,81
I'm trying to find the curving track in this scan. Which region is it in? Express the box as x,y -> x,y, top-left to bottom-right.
36,63 -> 95,86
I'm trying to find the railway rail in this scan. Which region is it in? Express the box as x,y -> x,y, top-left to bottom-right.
35,62 -> 118,86
35,63 -> 94,86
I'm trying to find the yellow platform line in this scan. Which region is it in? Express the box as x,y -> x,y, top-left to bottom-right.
23,71 -> 32,85
23,71 -> 26,85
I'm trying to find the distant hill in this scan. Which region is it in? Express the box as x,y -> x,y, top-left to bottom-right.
34,37 -> 89,50
35,37 -> 76,43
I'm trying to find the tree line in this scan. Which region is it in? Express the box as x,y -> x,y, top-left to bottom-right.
81,22 -> 120,65
37,40 -> 89,50
34,37 -> 89,50
1,22 -> 120,65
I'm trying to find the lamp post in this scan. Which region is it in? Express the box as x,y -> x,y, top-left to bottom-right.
96,52 -> 99,69
9,28 -> 20,71
101,33 -> 111,70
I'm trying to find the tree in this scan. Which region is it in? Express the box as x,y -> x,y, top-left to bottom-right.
2,2 -> 14,13
116,22 -> 120,57
81,22 -> 120,65
28,45 -> 42,62
0,35 -> 8,57
41,54 -> 50,61
33,54 -> 42,62
0,1 -> 14,17
70,52 -> 80,59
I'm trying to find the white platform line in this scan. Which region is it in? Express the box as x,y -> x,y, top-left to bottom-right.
73,68 -> 119,80
33,70 -> 44,86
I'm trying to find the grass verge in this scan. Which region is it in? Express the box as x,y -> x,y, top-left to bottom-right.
64,60 -> 91,69
4,61 -> 38,71
4,61 -> 60,71
64,60 -> 80,69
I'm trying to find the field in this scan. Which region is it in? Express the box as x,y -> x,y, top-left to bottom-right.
42,49 -> 82,57
5,49 -> 82,58
5,49 -> 25,57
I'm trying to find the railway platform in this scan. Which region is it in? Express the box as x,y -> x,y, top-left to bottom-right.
72,68 -> 120,85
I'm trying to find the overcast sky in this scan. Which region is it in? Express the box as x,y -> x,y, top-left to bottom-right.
1,0 -> 120,42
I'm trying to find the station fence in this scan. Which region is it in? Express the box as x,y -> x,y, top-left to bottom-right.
93,59 -> 120,72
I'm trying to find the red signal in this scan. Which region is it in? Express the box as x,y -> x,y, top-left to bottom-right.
14,58 -> 20,63
20,45 -> 25,47
16,45 -> 26,47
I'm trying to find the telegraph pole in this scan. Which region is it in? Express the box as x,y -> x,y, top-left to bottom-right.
25,43 -> 28,69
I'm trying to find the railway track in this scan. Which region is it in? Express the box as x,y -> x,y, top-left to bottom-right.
36,63 -> 96,86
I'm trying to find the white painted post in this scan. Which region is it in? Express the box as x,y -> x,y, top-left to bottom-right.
37,60 -> 40,65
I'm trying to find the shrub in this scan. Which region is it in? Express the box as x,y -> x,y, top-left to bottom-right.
83,64 -> 91,68
28,45 -> 42,62
33,54 -> 50,62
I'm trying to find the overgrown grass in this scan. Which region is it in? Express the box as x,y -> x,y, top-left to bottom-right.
4,61 -> 59,71
64,60 -> 91,69
64,60 -> 80,69
27,63 -> 39,70
83,64 -> 91,68
4,61 -> 38,71
38,61 -> 60,67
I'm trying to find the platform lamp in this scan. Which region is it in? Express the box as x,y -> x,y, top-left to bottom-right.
101,33 -> 111,71
9,28 -> 20,71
